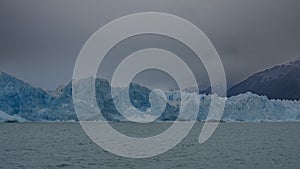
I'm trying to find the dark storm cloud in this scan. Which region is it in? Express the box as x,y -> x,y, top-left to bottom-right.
0,0 -> 299,90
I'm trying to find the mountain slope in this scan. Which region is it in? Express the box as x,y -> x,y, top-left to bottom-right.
228,57 -> 300,100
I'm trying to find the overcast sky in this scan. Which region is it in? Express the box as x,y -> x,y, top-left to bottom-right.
0,0 -> 299,90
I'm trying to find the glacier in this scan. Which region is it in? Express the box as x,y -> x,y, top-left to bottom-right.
0,72 -> 300,122
0,110 -> 26,122
166,91 -> 300,122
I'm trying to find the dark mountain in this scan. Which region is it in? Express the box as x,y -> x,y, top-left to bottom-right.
228,57 -> 300,100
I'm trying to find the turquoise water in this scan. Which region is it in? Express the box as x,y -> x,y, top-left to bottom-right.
0,122 -> 299,169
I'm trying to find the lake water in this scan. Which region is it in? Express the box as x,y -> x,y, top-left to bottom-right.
0,122 -> 299,169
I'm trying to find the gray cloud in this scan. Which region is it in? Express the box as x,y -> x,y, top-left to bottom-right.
0,0 -> 299,90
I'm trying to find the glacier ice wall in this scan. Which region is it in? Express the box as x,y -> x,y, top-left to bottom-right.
0,72 -> 299,122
